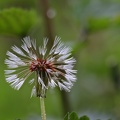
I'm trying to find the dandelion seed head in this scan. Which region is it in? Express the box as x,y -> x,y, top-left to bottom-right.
5,36 -> 77,98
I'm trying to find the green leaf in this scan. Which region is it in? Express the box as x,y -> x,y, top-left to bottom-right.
69,112 -> 79,120
0,8 -> 39,36
79,115 -> 90,120
64,112 -> 79,120
64,112 -> 69,120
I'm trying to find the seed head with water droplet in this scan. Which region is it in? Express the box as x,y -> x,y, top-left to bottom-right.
5,36 -> 77,97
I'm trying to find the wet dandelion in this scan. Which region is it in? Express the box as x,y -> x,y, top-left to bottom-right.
4,36 -> 77,120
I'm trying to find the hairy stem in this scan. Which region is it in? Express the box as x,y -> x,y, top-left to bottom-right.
40,97 -> 46,120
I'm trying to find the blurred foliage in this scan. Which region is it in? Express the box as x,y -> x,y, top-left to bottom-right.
0,0 -> 37,9
79,116 -> 90,120
64,112 -> 90,120
1,0 -> 120,120
0,8 -> 39,37
64,112 -> 79,120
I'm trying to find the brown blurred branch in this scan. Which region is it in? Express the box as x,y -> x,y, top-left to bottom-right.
40,0 -> 54,46
60,91 -> 71,115
110,63 -> 120,91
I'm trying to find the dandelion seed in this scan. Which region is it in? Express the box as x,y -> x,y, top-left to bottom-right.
5,36 -> 77,98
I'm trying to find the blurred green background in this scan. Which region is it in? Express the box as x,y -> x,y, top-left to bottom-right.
1,0 -> 120,120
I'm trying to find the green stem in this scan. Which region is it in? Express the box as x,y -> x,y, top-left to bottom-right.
40,97 -> 46,120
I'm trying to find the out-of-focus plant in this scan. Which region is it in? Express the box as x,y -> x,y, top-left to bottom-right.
64,112 -> 90,120
0,8 -> 39,37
